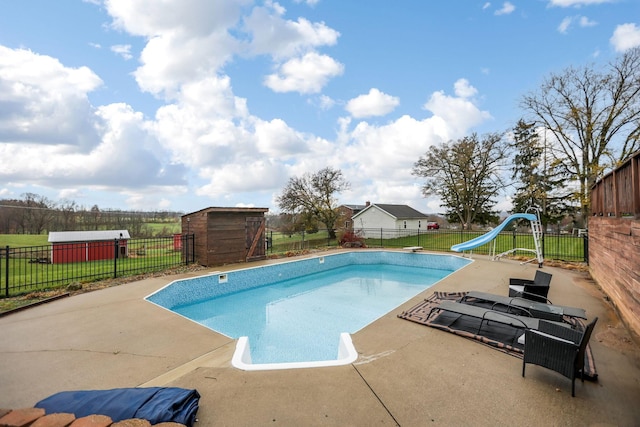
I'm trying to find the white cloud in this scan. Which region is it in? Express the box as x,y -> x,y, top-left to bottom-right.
453,79 -> 478,98
254,118 -> 310,158
0,1 -> 499,212
483,3 -> 491,10
345,88 -> 400,118
264,52 -> 344,94
579,16 -> 597,27
318,94 -> 335,110
294,0 -> 320,6
244,4 -> 340,59
0,46 -> 186,195
558,17 -> 573,33
423,81 -> 492,137
610,23 -> 640,52
558,15 -> 597,33
334,81 -> 492,205
110,44 -> 133,60
548,0 -> 614,6
196,159 -> 287,197
495,2 -> 515,15
105,0 -> 245,98
0,46 -> 103,149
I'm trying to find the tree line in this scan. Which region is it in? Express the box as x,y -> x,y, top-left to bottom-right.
0,193 -> 182,236
278,48 -> 640,232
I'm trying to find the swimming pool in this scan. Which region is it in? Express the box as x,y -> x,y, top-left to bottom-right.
146,251 -> 472,370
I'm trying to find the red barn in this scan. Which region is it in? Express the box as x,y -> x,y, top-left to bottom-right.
48,230 -> 130,264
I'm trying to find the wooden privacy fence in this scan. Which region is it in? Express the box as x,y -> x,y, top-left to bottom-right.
591,150 -> 640,218
589,149 -> 640,338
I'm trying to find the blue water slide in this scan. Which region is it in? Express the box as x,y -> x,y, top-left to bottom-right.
450,213 -> 537,252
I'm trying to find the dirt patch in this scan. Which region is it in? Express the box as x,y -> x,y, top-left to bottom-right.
595,323 -> 640,358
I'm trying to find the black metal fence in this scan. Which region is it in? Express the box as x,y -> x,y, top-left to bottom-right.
267,228 -> 588,263
1,235 -> 195,297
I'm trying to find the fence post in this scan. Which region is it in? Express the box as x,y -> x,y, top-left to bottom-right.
380,228 -> 383,248
190,234 -> 195,263
184,233 -> 189,265
114,239 -> 118,278
584,233 -> 589,264
4,246 -> 8,297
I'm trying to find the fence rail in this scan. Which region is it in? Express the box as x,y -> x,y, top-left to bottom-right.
354,228 -> 587,262
1,235 -> 195,297
2,228 -> 586,298
267,228 -> 587,263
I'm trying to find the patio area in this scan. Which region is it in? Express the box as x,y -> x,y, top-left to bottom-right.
1,251 -> 639,426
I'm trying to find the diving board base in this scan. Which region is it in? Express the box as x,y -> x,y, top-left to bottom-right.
403,246 -> 423,252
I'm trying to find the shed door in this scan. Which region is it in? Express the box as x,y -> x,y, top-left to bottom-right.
246,216 -> 266,261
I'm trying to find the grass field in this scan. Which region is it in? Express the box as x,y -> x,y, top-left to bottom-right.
0,234 -> 48,247
144,222 -> 181,235
0,221 -> 181,248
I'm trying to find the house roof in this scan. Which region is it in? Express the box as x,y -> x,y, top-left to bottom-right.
352,203 -> 428,219
48,230 -> 131,243
340,204 -> 368,211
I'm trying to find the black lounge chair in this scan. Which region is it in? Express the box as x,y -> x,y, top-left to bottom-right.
460,291 -> 587,322
509,270 -> 552,303
427,301 -> 570,345
522,317 -> 598,396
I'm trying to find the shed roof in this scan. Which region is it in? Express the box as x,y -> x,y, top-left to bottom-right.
352,203 -> 428,220
48,230 -> 131,243
183,207 -> 269,217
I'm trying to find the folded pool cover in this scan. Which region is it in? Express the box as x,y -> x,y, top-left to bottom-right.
35,387 -> 200,426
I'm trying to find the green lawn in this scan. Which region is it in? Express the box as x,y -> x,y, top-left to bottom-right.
144,222 -> 181,235
0,234 -> 48,247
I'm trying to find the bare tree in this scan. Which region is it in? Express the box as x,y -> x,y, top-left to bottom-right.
412,133 -> 510,229
521,47 -> 640,221
277,167 -> 350,239
22,193 -> 56,234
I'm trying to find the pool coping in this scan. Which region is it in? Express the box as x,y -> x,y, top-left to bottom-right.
145,250 -> 473,370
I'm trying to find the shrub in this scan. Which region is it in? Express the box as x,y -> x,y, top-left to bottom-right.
338,230 -> 366,248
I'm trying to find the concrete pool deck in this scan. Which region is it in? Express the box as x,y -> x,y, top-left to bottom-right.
1,251 -> 639,426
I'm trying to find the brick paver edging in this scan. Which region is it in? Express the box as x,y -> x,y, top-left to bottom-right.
0,408 -> 187,427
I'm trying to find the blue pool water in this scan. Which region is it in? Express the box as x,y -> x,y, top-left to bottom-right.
146,251 -> 471,368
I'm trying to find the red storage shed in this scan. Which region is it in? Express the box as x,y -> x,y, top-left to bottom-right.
48,230 -> 130,264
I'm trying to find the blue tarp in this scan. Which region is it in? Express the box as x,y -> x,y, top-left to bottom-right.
35,387 -> 200,426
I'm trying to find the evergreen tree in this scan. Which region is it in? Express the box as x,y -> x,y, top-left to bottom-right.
510,120 -> 571,227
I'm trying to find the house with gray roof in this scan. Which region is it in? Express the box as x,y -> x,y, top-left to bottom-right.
351,203 -> 429,238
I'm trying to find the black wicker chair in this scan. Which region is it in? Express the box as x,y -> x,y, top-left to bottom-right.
522,317 -> 598,396
509,270 -> 552,303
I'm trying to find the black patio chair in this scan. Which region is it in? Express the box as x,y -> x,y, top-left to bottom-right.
508,270 -> 552,303
522,316 -> 598,396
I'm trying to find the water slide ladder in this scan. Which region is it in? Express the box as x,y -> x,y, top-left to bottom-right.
493,209 -> 544,267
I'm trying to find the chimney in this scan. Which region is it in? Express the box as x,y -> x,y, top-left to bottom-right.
365,201 -> 370,206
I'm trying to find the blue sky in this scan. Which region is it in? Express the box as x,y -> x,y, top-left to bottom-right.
1,0 -> 639,215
